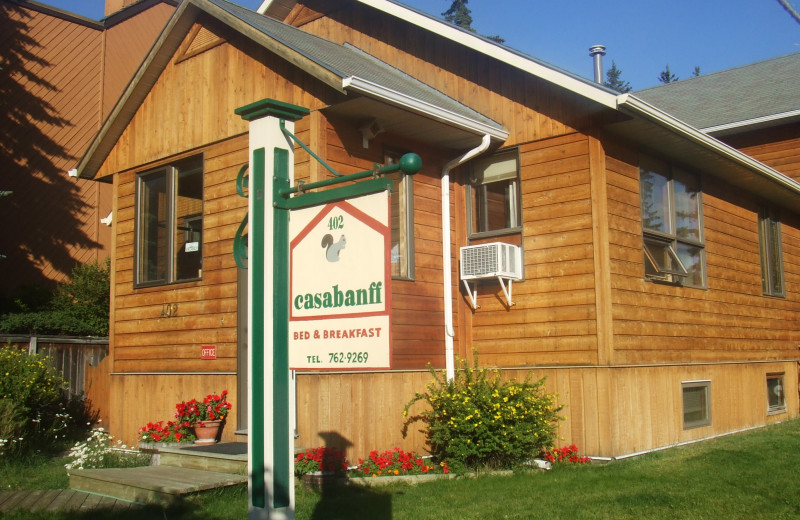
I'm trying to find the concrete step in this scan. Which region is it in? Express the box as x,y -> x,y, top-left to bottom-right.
156,442 -> 248,474
69,465 -> 247,506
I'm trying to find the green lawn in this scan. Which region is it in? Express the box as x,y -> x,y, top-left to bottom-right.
3,419 -> 800,519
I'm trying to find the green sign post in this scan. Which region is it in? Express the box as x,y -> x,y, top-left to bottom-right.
235,98 -> 421,519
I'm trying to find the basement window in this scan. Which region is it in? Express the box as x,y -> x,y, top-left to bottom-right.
767,373 -> 786,414
135,155 -> 204,287
682,381 -> 711,429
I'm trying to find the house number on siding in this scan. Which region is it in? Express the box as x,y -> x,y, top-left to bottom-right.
161,303 -> 178,317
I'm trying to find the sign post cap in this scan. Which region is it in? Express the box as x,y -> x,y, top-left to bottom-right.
399,153 -> 422,175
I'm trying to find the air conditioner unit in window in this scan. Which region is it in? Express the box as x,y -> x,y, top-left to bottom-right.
459,242 -> 522,309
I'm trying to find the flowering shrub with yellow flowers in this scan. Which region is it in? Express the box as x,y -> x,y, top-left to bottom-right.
0,345 -> 95,458
403,355 -> 562,471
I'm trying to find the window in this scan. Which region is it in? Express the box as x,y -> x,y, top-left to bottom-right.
767,373 -> 786,414
384,150 -> 414,279
468,149 -> 521,237
640,158 -> 705,287
759,208 -> 784,297
682,381 -> 711,429
135,155 -> 203,287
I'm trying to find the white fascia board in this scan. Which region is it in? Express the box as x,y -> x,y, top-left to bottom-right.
617,94 -> 800,196
701,109 -> 800,135
354,0 -> 618,109
343,76 -> 509,141
256,0 -> 271,14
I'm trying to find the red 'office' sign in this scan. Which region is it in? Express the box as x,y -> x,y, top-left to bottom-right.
201,345 -> 216,360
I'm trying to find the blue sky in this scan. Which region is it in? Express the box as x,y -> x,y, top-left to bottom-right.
43,0 -> 800,90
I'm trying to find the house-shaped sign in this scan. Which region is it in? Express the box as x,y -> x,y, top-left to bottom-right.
288,191 -> 391,370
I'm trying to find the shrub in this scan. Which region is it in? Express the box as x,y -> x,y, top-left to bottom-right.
0,259 -> 110,336
0,398 -> 26,456
0,345 -> 93,457
404,356 -> 562,471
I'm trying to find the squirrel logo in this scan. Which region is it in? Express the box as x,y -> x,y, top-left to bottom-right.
321,233 -> 346,262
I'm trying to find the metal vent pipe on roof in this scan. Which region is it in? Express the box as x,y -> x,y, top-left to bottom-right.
589,44 -> 606,84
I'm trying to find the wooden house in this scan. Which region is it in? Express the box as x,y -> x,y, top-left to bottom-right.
0,0 -> 174,299
74,0 -> 800,459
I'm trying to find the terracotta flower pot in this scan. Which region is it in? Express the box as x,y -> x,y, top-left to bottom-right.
193,420 -> 223,445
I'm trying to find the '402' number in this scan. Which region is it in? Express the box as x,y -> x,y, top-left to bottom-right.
161,303 -> 178,318
328,215 -> 344,230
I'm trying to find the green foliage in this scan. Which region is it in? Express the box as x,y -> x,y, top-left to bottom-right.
604,60 -> 632,93
0,346 -> 94,458
404,356 -> 562,471
658,64 -> 679,84
0,259 -> 110,336
442,0 -> 474,31
0,398 -> 26,454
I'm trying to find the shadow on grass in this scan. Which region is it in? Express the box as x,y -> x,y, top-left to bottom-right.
304,431 -> 392,520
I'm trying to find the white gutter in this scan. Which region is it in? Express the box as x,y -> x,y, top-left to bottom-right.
342,76 -> 508,141
441,134 -> 492,381
616,94 -> 800,197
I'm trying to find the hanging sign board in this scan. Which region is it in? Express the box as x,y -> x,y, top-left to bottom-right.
289,191 -> 391,370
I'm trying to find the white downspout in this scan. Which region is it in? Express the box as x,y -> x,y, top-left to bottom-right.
442,134 -> 492,381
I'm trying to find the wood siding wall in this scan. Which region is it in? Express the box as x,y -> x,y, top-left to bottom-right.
1,4 -> 107,293
102,3 -> 176,119
292,361 -> 798,460
723,123 -> 800,183
466,133 -> 600,367
112,135 -> 248,373
604,139 -> 800,365
97,20 -> 339,179
111,373 -> 239,446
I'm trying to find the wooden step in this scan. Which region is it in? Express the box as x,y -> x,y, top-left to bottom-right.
69,465 -> 246,506
156,442 -> 248,474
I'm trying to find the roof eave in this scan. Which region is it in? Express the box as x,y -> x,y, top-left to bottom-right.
616,94 -> 800,202
702,109 -> 800,137
342,76 -> 508,142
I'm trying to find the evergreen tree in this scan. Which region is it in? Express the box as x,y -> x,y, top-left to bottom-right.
604,60 -> 632,93
442,1 -> 506,43
658,64 -> 679,84
691,65 -> 701,77
443,0 -> 475,32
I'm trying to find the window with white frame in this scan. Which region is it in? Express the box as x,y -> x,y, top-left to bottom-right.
639,157 -> 705,287
467,149 -> 521,237
384,149 -> 414,280
682,380 -> 711,429
135,155 -> 203,287
759,208 -> 784,297
767,373 -> 786,414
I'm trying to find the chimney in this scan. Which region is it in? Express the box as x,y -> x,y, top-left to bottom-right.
589,44 -> 606,84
